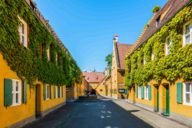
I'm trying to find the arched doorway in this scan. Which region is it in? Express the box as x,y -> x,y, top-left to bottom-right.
90,89 -> 96,95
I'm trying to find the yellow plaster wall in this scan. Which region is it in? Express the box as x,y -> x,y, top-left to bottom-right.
130,78 -> 192,118
89,83 -> 99,90
111,44 -> 118,98
106,77 -> 112,97
0,53 -> 35,128
39,83 -> 66,113
74,83 -> 79,100
127,87 -> 135,102
96,84 -> 107,96
117,71 -> 127,98
169,79 -> 192,117
0,53 -> 66,127
66,83 -> 79,100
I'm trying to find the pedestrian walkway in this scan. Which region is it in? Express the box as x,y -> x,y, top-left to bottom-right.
112,99 -> 188,128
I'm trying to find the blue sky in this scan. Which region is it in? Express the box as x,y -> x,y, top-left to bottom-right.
34,0 -> 167,72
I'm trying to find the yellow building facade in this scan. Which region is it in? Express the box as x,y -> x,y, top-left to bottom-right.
111,36 -> 132,99
83,72 -> 105,95
125,1 -> 192,126
0,0 -> 81,127
0,53 -> 66,128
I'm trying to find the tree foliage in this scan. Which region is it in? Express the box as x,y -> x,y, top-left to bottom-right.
0,0 -> 82,86
105,54 -> 112,69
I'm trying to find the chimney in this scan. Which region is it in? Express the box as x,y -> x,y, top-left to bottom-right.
113,34 -> 118,44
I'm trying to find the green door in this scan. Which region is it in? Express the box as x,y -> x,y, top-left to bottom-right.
163,85 -> 170,116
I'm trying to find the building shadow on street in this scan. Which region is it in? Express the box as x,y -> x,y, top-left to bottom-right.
24,99 -> 153,128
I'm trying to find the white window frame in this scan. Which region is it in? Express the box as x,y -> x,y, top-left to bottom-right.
12,79 -> 22,106
46,84 -> 51,100
165,38 -> 172,56
18,17 -> 28,48
47,47 -> 50,61
138,86 -> 141,99
144,86 -> 149,100
55,86 -> 58,98
56,53 -> 58,64
143,57 -> 146,65
183,21 -> 192,46
183,83 -> 192,106
151,52 -> 154,61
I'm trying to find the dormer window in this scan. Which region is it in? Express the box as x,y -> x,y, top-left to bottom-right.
183,22 -> 192,46
165,38 -> 172,55
156,16 -> 161,28
18,17 -> 28,47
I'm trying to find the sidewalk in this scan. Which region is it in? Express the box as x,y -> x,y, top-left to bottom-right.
112,99 -> 189,128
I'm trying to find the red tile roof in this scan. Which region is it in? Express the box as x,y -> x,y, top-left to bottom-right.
83,72 -> 105,83
116,43 -> 132,69
130,0 -> 190,55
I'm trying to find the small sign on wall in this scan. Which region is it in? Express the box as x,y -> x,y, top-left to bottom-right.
118,89 -> 125,93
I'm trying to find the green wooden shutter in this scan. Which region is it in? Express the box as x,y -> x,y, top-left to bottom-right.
177,82 -> 183,104
4,79 -> 13,106
148,85 -> 152,100
61,86 -> 63,97
54,86 -> 56,98
141,86 -> 144,99
136,86 -> 138,98
50,86 -> 53,99
22,80 -> 27,104
43,84 -> 46,100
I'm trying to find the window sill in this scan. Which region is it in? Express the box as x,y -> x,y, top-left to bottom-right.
11,103 -> 22,107
183,103 -> 192,106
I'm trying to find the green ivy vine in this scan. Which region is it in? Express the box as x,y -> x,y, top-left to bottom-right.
125,4 -> 192,87
0,0 -> 82,86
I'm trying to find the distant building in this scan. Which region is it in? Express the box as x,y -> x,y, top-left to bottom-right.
83,72 -> 105,95
97,69 -> 112,97
111,35 -> 132,99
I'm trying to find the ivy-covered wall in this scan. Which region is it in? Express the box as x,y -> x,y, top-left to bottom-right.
0,0 -> 81,86
125,4 -> 192,87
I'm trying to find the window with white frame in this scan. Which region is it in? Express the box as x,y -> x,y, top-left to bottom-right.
143,57 -> 146,65
46,84 -> 51,100
144,86 -> 149,100
165,38 -> 172,55
18,17 -> 28,47
183,22 -> 192,46
151,52 -> 155,61
56,53 -> 58,64
138,86 -> 141,99
184,83 -> 192,105
55,86 -> 58,98
12,80 -> 22,106
47,47 -> 50,61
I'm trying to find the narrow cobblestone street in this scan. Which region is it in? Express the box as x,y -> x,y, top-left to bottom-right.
24,97 -> 188,128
